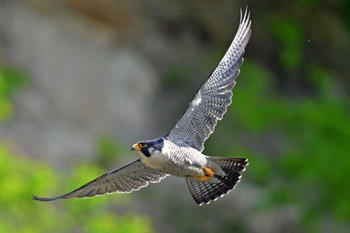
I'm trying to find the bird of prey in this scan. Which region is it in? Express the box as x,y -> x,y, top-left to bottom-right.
33,8 -> 251,205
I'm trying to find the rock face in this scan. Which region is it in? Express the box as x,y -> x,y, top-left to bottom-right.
0,3 -> 159,166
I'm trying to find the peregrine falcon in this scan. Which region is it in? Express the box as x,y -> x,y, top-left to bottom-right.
33,8 -> 251,205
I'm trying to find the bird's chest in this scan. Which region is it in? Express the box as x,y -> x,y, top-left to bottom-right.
162,145 -> 207,176
138,150 -> 170,169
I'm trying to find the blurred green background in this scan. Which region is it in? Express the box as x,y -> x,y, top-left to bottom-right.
0,1 -> 349,233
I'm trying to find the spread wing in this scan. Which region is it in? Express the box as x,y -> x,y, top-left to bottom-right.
32,159 -> 168,201
167,8 -> 251,152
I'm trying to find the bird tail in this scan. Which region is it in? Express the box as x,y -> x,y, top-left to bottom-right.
186,157 -> 248,205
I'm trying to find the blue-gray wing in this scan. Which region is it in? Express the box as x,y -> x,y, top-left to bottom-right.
167,9 -> 252,152
32,159 -> 168,201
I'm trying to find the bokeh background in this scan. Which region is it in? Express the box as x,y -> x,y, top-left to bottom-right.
1,1 -> 349,232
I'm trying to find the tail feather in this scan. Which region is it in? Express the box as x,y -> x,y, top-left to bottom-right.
186,157 -> 248,205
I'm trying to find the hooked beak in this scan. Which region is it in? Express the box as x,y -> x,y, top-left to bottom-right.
131,143 -> 141,151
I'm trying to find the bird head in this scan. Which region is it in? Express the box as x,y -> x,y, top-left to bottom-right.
131,137 -> 164,157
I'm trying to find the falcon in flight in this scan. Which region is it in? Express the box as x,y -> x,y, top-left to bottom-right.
33,8 -> 251,205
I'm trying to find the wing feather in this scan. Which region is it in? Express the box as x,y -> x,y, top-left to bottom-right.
167,8 -> 251,151
32,159 -> 168,201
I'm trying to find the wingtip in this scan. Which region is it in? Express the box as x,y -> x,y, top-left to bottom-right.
240,6 -> 250,23
236,7 -> 252,46
32,194 -> 61,202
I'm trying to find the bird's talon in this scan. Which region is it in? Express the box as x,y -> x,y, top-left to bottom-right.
203,166 -> 214,177
194,167 -> 214,181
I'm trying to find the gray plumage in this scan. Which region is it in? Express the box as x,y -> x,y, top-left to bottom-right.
33,160 -> 168,201
168,9 -> 251,152
33,8 -> 251,205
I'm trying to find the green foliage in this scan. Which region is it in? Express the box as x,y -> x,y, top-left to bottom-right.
95,135 -> 127,167
0,64 -> 25,120
269,16 -> 305,71
0,144 -> 153,233
229,61 -> 350,229
0,66 -> 153,233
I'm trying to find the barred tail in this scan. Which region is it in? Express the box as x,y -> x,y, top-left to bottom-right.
186,157 -> 248,205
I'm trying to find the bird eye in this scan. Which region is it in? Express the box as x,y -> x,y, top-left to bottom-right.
139,143 -> 147,148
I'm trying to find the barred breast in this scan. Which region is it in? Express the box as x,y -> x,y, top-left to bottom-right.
160,140 -> 208,177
